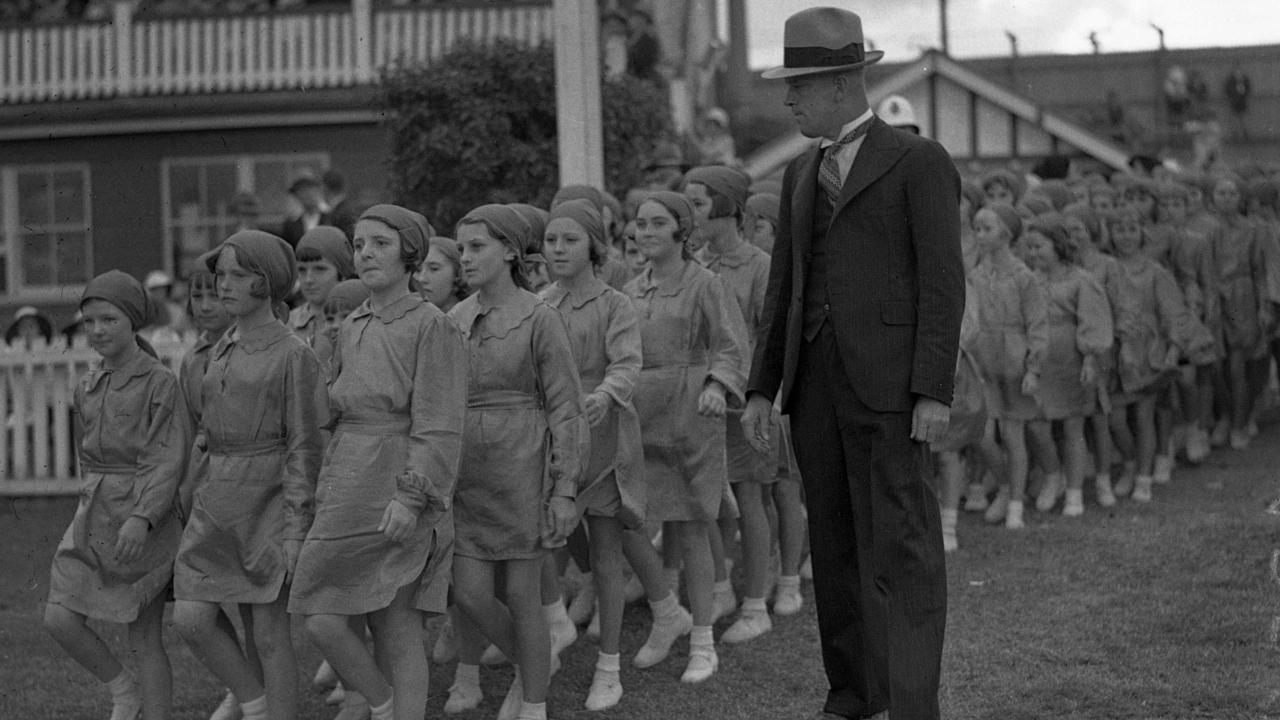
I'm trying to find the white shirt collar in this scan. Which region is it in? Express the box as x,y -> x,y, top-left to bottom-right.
820,109 -> 875,149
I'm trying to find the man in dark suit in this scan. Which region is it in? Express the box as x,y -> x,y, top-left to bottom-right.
280,170 -> 333,249
740,8 -> 964,720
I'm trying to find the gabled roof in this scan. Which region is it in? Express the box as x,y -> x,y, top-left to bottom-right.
744,49 -> 1130,179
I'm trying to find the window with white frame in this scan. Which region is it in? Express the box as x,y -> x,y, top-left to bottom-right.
0,164 -> 93,299
162,153 -> 329,279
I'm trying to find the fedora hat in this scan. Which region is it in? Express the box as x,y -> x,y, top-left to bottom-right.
762,7 -> 883,79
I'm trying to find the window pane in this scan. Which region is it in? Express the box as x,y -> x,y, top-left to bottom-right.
21,233 -> 53,286
54,232 -> 89,284
53,170 -> 86,225
17,171 -> 51,226
253,160 -> 290,219
207,163 -> 238,220
169,164 -> 201,218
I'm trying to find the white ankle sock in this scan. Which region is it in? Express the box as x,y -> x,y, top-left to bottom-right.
713,579 -> 732,594
649,591 -> 679,618
106,670 -> 136,698
690,625 -> 714,648
454,662 -> 480,688
517,700 -> 548,720
240,695 -> 268,720
596,651 -> 621,672
777,574 -> 800,589
370,693 -> 395,720
741,596 -> 767,614
543,599 -> 570,625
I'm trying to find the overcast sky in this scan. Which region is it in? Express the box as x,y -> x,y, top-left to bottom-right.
746,0 -> 1280,67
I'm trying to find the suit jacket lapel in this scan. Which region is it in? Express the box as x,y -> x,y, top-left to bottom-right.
832,118 -> 906,218
791,145 -> 822,285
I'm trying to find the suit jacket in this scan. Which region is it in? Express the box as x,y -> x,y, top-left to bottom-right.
747,117 -> 964,414
281,212 -> 334,249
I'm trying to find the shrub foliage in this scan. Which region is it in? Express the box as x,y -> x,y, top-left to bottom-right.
381,39 -> 671,229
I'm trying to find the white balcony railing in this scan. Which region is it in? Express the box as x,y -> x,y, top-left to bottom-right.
0,1 -> 553,105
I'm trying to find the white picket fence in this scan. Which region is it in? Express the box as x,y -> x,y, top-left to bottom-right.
0,0 -> 554,104
0,332 -> 197,495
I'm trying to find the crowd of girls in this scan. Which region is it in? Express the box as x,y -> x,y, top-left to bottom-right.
942,165 -> 1280,552
40,153 -> 1280,719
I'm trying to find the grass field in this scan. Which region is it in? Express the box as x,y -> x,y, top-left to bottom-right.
4,431 -> 1280,719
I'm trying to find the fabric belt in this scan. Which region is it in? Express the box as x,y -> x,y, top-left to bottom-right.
642,350 -> 708,369
80,462 -> 135,474
206,437 -> 287,457
336,416 -> 412,435
468,391 -> 542,411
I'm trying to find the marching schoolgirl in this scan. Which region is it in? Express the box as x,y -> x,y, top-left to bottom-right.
1064,203 -> 1126,504
969,204 -> 1048,529
417,236 -> 470,313
449,204 -> 588,720
1105,208 -> 1211,502
624,191 -> 747,683
291,225 -> 356,347
291,205 -> 467,720
1208,174 -> 1270,450
745,192 -> 780,255
540,197 -> 663,710
178,270 -> 270,720
682,165 -> 774,644
1022,215 -> 1114,515
1156,182 -> 1220,464
173,230 -> 327,720
43,270 -> 190,720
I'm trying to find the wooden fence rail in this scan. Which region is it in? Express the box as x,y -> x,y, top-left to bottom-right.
0,333 -> 196,495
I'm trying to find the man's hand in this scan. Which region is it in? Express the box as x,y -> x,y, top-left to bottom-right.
911,397 -> 950,444
741,394 -> 773,454
114,516 -> 149,564
379,499 -> 418,544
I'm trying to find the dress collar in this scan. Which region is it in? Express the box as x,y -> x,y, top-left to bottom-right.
214,320 -> 293,358
350,292 -> 422,325
635,260 -> 699,298
449,288 -> 541,341
542,274 -> 610,310
84,344 -> 158,392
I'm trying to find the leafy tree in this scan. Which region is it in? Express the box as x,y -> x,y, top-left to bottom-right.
381,39 -> 671,229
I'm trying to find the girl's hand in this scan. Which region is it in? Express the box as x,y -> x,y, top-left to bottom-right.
283,539 -> 302,583
547,496 -> 579,544
1021,372 -> 1039,397
584,392 -> 611,427
1080,357 -> 1098,386
379,499 -> 418,544
698,381 -> 727,418
114,516 -> 149,564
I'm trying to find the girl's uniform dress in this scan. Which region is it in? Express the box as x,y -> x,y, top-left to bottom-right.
176,329 -> 222,522
1109,255 -> 1211,403
702,240 -> 772,485
1212,214 -> 1269,355
969,254 -> 1048,421
174,321 -> 326,604
1166,226 -> 1222,364
624,260 -> 747,521
932,279 -> 986,452
289,304 -> 321,349
290,294 -> 466,615
48,349 -> 190,623
1036,266 -> 1114,419
448,289 -> 588,560
541,275 -> 646,529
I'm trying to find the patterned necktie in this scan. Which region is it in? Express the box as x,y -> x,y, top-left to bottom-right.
818,116 -> 874,203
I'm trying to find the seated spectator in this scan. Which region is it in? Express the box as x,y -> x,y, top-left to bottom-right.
5,306 -> 54,349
